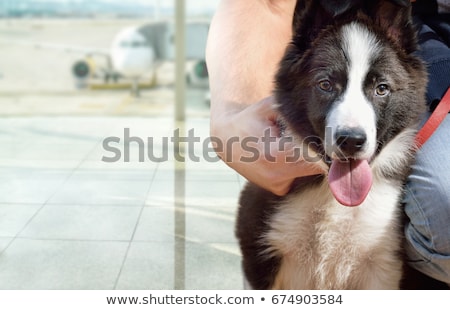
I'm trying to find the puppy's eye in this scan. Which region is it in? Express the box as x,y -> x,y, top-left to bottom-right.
317,80 -> 333,92
375,84 -> 390,97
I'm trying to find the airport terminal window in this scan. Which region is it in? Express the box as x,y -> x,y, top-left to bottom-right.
1,0 -> 217,112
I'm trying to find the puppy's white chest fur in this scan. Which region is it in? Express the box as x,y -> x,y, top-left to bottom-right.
264,176 -> 404,290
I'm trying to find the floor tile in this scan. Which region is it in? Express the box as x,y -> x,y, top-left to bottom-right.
0,159 -> 82,170
0,238 -> 12,253
79,157 -> 158,171
88,140 -> 165,164
115,242 -> 175,290
151,161 -> 181,183
0,118 -> 105,161
134,204 -> 237,244
19,205 -> 142,241
0,204 -> 42,237
145,180 -> 175,207
186,160 -> 239,182
185,180 -> 241,208
133,207 -> 175,242
48,171 -> 154,206
0,116 -> 245,290
0,169 -> 71,204
87,118 -> 174,163
116,241 -> 243,290
0,239 -> 128,289
184,242 -> 243,290
184,205 -> 237,243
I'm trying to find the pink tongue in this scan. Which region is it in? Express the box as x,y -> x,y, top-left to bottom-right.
328,159 -> 373,207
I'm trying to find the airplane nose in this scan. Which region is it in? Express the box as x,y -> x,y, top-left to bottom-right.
335,127 -> 367,156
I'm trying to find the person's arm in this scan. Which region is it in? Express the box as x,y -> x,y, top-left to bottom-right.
207,0 -> 296,118
206,0 -> 326,196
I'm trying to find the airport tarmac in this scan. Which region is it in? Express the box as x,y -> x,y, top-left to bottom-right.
0,19 -> 244,289
0,18 -> 211,117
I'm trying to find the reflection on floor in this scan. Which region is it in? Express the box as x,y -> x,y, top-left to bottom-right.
0,117 -> 245,289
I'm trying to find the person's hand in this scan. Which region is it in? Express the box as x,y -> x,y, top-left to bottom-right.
211,96 -> 327,196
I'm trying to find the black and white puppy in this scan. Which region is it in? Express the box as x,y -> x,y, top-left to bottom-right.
236,0 -> 427,289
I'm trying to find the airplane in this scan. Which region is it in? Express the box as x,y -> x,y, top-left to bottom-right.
32,20 -> 210,97
70,24 -> 157,97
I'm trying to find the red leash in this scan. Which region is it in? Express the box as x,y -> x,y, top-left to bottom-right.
416,87 -> 450,148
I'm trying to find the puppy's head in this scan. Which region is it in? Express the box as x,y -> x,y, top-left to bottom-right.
275,0 -> 427,206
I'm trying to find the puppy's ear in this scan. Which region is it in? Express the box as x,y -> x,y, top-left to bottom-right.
292,0 -> 336,53
368,0 -> 417,53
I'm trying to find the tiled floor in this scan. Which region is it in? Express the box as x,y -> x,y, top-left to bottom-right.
0,116 -> 245,289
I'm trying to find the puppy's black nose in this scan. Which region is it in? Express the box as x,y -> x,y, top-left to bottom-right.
335,128 -> 367,156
